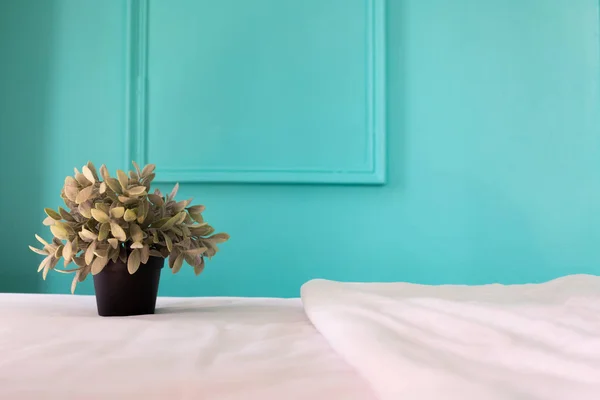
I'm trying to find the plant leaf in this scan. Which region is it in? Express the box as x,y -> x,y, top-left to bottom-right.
163,232 -> 173,252
130,242 -> 143,249
54,244 -> 64,258
148,193 -> 164,206
110,206 -> 125,219
187,205 -> 205,214
71,271 -> 80,294
42,216 -> 55,226
63,240 -> 73,264
126,186 -> 147,196
82,165 -> 95,183
208,233 -> 230,243
75,185 -> 94,204
127,249 -> 141,274
193,257 -> 205,276
38,255 -> 52,272
108,238 -> 119,249
132,161 -> 142,177
44,208 -> 61,220
35,234 -> 49,246
130,223 -> 143,242
168,183 -> 179,201
160,212 -> 184,231
137,200 -> 148,224
50,224 -> 69,240
185,246 -> 207,256
105,177 -> 122,194
140,244 -> 150,264
91,208 -> 110,223
141,163 -> 155,178
91,256 -> 108,275
78,201 -> 93,218
172,253 -> 184,274
98,222 -> 110,241
59,207 -> 76,222
110,222 -> 127,241
99,182 -> 107,194
29,245 -> 48,256
79,228 -> 98,242
85,241 -> 97,265
117,169 -> 129,191
124,209 -> 137,222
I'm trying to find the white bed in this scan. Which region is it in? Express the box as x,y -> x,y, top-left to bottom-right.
1,274 -> 599,400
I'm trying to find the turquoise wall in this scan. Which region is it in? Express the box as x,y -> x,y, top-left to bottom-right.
1,0 -> 599,297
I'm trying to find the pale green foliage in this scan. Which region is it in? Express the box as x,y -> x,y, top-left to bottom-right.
29,161 -> 230,293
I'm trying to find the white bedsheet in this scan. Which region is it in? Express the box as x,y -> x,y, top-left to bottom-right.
0,294 -> 375,400
301,274 -> 600,400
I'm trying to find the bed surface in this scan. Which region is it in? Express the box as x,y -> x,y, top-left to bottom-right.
0,294 -> 375,400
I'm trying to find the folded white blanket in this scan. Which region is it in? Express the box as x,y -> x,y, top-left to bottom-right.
301,274 -> 600,400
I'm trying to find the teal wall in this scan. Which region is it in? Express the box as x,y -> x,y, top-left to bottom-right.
1,0 -> 599,297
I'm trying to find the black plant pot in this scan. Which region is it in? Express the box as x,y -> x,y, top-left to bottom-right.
93,256 -> 164,317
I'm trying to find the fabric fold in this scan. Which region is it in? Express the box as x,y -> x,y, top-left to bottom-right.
301,275 -> 600,400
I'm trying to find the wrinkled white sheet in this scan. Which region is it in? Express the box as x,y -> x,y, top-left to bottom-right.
301,274 -> 600,400
0,294 -> 375,400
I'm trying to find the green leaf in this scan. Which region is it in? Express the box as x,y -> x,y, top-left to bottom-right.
160,212 -> 184,231
124,209 -> 137,222
78,228 -> 98,242
44,208 -> 61,220
82,165 -> 96,183
78,201 -> 92,218
110,222 -> 127,241
208,233 -> 230,243
172,199 -> 192,213
91,256 -> 108,275
132,161 -> 142,177
50,224 -> 69,240
193,257 -> 205,276
172,253 -> 184,274
141,163 -> 155,178
127,249 -> 141,274
54,244 -> 64,258
29,245 -> 48,256
35,234 -> 49,246
137,200 -> 148,224
99,164 -> 110,181
130,223 -> 143,242
38,255 -> 52,272
117,169 -> 129,191
163,232 -> 173,252
91,208 -> 110,223
105,177 -> 122,194
187,205 -> 205,214
59,207 -> 76,222
64,185 -> 78,202
63,240 -> 73,264
185,246 -> 207,256
85,241 -> 97,265
126,186 -> 147,196
110,207 -> 125,219
148,194 -> 164,206
98,222 -> 110,241
71,271 -> 80,294
189,211 -> 204,223
75,185 -> 94,204
43,216 -> 55,226
140,244 -> 150,264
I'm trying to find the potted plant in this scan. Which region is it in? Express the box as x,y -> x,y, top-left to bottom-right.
29,161 -> 229,316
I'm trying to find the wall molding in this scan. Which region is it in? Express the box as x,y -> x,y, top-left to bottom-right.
125,0 -> 386,185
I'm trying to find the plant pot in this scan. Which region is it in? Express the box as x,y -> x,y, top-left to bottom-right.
93,256 -> 164,317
